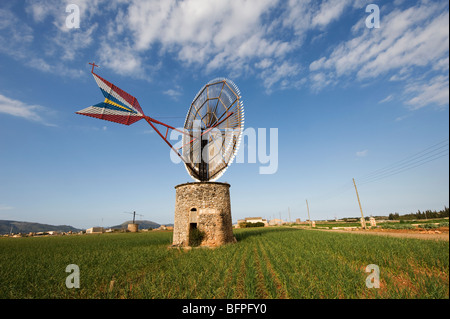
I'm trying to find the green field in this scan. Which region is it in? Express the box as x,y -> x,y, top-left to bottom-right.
0,227 -> 448,299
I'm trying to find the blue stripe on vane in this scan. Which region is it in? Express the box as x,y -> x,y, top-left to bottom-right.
98,89 -> 138,114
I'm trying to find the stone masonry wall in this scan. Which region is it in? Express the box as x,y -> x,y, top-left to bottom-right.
172,182 -> 236,247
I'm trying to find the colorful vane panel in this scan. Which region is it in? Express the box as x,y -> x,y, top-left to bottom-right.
76,72 -> 145,125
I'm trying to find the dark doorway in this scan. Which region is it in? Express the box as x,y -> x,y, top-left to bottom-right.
188,222 -> 203,246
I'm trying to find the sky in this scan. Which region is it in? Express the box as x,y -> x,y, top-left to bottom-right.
0,0 -> 448,229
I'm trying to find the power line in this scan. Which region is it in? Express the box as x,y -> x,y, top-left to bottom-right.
357,139 -> 448,183
359,151 -> 448,186
358,147 -> 448,184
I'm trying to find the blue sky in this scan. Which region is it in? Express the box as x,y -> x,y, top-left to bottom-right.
0,0 -> 448,229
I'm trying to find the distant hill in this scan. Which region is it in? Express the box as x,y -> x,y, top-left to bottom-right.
0,220 -> 82,235
109,220 -> 161,230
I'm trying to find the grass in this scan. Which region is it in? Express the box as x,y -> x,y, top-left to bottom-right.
0,227 -> 448,299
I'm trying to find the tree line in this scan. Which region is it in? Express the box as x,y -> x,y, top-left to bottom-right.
388,206 -> 449,220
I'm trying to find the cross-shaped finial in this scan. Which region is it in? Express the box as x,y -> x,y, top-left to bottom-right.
89,62 -> 99,73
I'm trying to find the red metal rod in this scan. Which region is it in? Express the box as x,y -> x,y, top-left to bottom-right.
145,117 -> 179,153
144,116 -> 189,136
144,117 -> 198,177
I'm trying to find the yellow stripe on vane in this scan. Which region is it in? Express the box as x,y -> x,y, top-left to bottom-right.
104,98 -> 132,112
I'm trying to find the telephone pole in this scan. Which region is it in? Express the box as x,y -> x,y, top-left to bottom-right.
306,199 -> 311,227
288,207 -> 291,223
352,178 -> 367,229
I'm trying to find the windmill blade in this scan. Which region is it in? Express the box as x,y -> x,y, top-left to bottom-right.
76,72 -> 145,125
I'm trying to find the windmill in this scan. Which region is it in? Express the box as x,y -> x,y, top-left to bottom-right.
122,211 -> 144,232
77,63 -> 245,247
123,211 -> 144,224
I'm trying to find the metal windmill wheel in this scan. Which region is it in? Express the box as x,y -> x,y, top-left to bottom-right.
182,78 -> 245,182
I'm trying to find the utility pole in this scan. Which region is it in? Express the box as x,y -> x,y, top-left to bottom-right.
279,212 -> 282,225
288,207 -> 291,223
353,178 -> 367,229
306,199 -> 311,227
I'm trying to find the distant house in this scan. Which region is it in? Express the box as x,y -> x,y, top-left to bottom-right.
245,217 -> 268,226
86,227 -> 104,234
236,217 -> 268,228
269,218 -> 283,226
154,225 -> 173,231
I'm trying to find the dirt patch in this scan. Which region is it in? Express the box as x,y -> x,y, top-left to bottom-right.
312,227 -> 449,241
369,227 -> 449,234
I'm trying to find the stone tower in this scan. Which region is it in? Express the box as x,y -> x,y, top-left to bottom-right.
172,182 -> 236,247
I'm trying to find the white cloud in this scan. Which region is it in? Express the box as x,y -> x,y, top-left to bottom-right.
260,61 -> 302,92
309,72 -> 334,92
110,0 -> 306,88
379,94 -> 394,104
311,0 -> 352,28
255,59 -> 274,69
405,75 -> 449,110
356,150 -> 368,157
395,114 -> 412,122
25,0 -> 55,22
0,94 -> 55,126
6,0 -> 351,92
0,6 -> 88,78
0,9 -> 34,58
24,58 -> 84,78
281,0 -> 314,38
357,9 -> 449,79
123,0 -> 284,64
114,0 -> 306,88
163,88 -> 183,100
97,40 -> 145,77
310,3 -> 449,78
433,57 -> 449,72
0,205 -> 13,211
11,0 -> 446,101
308,1 -> 449,108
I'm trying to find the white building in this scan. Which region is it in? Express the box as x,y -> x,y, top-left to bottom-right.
86,227 -> 104,234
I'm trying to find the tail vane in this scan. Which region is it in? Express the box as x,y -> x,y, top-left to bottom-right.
76,71 -> 145,126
